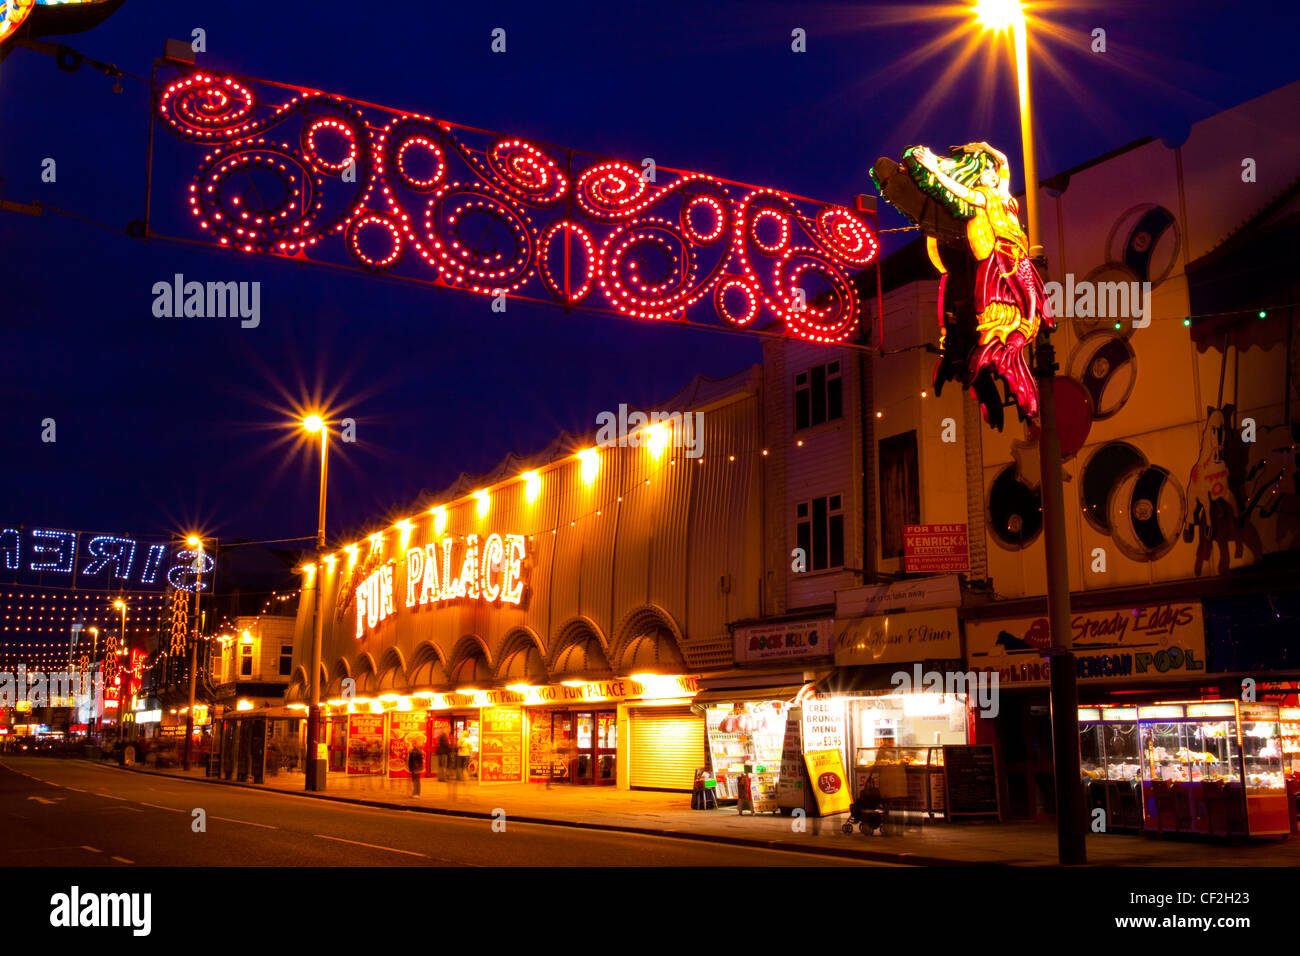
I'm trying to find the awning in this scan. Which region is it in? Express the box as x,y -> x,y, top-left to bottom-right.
814,664 -> 905,696
693,684 -> 807,705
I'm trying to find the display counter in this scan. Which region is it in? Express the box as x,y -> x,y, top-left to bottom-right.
1138,701 -> 1289,838
1078,706 -> 1142,831
854,745 -> 944,817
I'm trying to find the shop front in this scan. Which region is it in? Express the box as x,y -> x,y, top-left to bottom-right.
308,675 -> 702,791
966,599 -> 1213,823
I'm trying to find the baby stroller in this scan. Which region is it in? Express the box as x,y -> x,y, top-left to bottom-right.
843,775 -> 887,835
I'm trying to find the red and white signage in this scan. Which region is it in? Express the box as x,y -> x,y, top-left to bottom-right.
903,524 -> 969,573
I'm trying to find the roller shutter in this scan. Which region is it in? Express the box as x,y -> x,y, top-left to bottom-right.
628,706 -> 705,791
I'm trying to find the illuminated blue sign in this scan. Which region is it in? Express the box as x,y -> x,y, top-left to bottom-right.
0,527 -> 213,592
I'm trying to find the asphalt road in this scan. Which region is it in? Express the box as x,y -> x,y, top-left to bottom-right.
0,757 -> 888,867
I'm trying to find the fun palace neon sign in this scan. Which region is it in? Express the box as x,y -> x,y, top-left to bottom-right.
355,534 -> 526,638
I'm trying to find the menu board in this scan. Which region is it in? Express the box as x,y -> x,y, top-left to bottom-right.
346,714 -> 385,775
387,710 -> 429,778
804,748 -> 852,816
480,705 -> 524,781
777,708 -> 806,811
942,745 -> 1000,818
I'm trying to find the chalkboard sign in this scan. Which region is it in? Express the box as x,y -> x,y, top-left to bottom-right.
941,745 -> 1000,819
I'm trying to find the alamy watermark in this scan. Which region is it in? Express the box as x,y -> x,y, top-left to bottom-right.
0,666 -> 102,709
151,274 -> 260,328
1044,274 -> 1151,327
595,404 -> 704,459
890,664 -> 999,718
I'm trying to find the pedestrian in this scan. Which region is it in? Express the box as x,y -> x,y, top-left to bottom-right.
458,726 -> 475,781
436,730 -> 451,780
407,743 -> 424,797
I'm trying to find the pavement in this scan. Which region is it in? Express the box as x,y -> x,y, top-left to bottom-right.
104,759 -> 1300,866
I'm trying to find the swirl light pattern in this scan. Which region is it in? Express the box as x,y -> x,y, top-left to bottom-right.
155,68 -> 878,343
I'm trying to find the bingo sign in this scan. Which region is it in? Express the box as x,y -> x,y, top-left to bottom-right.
903,524 -> 969,573
735,618 -> 833,664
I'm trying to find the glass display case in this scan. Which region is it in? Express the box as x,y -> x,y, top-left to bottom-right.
854,745 -> 945,816
1077,706 -> 1142,831
1137,701 -> 1289,838
1280,707 -> 1300,776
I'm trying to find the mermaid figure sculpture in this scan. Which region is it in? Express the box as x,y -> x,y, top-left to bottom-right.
872,142 -> 1053,430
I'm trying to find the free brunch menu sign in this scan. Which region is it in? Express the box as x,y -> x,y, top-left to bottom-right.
480,706 -> 524,781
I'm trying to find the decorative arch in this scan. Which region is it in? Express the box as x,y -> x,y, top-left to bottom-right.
326,658 -> 351,696
611,606 -> 691,671
408,641 -> 451,691
495,626 -> 548,684
376,646 -> 408,693
548,615 -> 613,681
447,634 -> 493,686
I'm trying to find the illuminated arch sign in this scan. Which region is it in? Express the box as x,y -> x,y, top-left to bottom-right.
0,526 -> 213,592
353,533 -> 527,639
152,68 -> 878,345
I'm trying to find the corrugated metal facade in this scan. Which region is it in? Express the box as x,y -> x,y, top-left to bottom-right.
292,368 -> 764,694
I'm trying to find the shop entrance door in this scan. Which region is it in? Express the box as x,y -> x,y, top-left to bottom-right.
571,710 -> 617,784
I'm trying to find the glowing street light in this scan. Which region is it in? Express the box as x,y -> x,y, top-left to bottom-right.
971,0 -> 1085,865
301,413 -> 331,792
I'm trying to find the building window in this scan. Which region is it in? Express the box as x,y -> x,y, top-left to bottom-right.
879,431 -> 920,559
240,643 -> 253,677
280,644 -> 293,677
794,361 -> 842,430
795,494 -> 845,572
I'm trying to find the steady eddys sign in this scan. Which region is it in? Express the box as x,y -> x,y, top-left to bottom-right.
967,602 -> 1206,686
349,534 -> 529,638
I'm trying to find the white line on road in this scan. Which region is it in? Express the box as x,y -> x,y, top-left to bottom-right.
138,802 -> 185,813
97,792 -> 128,801
210,815 -> 278,830
313,834 -> 428,857
111,856 -> 134,865
80,846 -> 101,854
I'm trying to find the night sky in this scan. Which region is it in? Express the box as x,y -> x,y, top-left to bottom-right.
1,0 -> 1296,554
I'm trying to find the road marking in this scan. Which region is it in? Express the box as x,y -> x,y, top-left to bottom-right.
138,802 -> 185,813
64,787 -> 87,793
210,815 -> 278,830
81,846 -> 102,854
111,856 -> 134,865
313,834 -> 428,857
97,792 -> 128,801
26,796 -> 60,805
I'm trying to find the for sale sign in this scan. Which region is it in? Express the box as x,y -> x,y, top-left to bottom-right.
903,524 -> 969,573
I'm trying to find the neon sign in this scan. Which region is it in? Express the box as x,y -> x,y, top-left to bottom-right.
153,69 -> 877,345
872,142 -> 1055,430
0,526 -> 213,592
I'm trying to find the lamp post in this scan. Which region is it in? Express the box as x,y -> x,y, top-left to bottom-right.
182,535 -> 205,771
87,626 -> 99,740
302,414 -> 329,792
975,0 -> 1086,864
114,599 -> 135,742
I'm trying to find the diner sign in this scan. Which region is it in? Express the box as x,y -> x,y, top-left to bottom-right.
834,609 -> 961,666
966,602 -> 1207,687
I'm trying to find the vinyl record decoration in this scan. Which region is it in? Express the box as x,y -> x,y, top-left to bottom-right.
1107,203 -> 1179,286
1081,441 -> 1147,534
1109,464 -> 1187,561
1068,332 -> 1137,421
987,464 -> 1043,550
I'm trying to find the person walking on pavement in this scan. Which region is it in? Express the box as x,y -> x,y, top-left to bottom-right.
436,730 -> 451,780
458,726 -> 475,781
407,743 -> 424,797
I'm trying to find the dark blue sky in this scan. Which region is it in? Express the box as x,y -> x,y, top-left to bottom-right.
2,0 -> 1296,551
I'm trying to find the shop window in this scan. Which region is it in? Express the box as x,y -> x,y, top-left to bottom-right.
240,643 -> 253,677
279,644 -> 293,676
794,361 -> 842,430
878,431 -> 919,559
796,494 -> 845,572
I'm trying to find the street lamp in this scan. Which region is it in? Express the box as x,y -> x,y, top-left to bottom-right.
302,413 -> 329,792
87,626 -> 100,741
973,0 -> 1086,864
113,598 -> 136,742
182,535 -> 208,771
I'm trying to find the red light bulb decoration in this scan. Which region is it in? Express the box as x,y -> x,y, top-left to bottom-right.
156,68 -> 878,344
